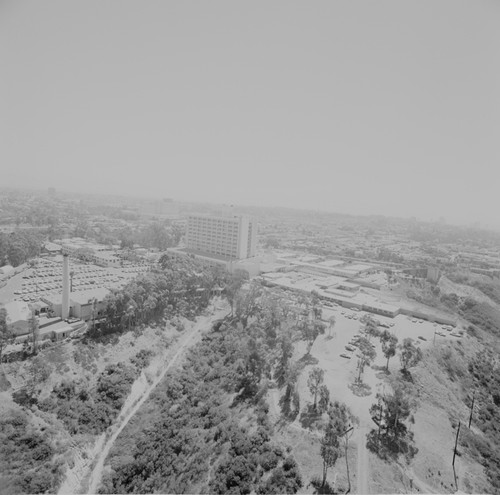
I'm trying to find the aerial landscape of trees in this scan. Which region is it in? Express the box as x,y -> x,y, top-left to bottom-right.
37,363 -> 137,435
0,410 -> 64,494
92,253 -> 228,337
3,190 -> 500,494
399,338 -> 423,375
367,385 -> 417,462
380,330 -> 398,371
0,230 -> 45,267
98,291 -> 304,494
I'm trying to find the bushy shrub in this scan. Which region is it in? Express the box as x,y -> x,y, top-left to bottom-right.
465,352 -> 500,490
0,411 -> 62,494
39,364 -> 137,435
130,349 -> 153,370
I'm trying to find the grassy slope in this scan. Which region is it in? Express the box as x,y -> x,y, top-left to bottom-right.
396,332 -> 494,494
273,319 -> 495,494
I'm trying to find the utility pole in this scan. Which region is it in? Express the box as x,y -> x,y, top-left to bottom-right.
342,424 -> 354,495
452,421 -> 461,467
468,392 -> 476,429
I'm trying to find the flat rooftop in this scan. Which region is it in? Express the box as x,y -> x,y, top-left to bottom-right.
317,259 -> 345,267
70,287 -> 110,305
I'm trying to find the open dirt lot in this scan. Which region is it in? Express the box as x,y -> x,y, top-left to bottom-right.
268,304 -> 484,493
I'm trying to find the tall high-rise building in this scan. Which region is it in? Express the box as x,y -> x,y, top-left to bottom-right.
186,215 -> 257,260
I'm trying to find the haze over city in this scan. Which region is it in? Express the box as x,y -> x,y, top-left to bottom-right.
2,1 -> 499,228
3,3 -> 500,493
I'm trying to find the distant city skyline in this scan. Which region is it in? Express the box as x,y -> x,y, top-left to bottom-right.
1,1 -> 499,229
2,184 -> 495,233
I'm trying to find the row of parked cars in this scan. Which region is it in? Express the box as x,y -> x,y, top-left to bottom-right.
339,314 -> 394,359
340,332 -> 376,359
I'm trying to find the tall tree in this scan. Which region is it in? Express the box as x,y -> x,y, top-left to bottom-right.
0,307 -> 14,364
320,418 -> 340,487
311,291 -> 322,320
274,332 -> 293,388
27,355 -> 52,396
301,320 -> 326,355
239,338 -> 265,399
225,272 -> 245,317
364,316 -> 381,340
368,385 -> 417,460
328,315 -> 336,338
399,338 -> 422,373
307,367 -> 325,411
279,361 -> 301,418
317,385 -> 330,414
356,337 -> 376,383
380,331 -> 398,371
328,401 -> 353,492
320,401 -> 350,488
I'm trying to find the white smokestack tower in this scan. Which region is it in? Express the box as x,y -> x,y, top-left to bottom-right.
62,254 -> 70,319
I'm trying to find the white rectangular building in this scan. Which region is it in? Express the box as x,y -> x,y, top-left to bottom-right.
186,215 -> 257,260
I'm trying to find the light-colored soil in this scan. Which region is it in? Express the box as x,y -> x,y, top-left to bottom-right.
269,305 -> 489,494
56,301 -> 230,495
3,320 -> 179,395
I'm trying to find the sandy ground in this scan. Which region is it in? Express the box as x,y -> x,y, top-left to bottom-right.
271,305 -> 471,493
57,300 -> 229,495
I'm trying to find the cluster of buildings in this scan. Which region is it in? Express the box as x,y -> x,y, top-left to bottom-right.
46,238 -> 123,268
259,253 -> 400,318
5,207 -> 488,346
3,241 -> 150,343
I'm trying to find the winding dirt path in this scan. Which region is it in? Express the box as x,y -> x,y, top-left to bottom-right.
86,308 -> 228,494
356,424 -> 370,494
58,306 -> 228,495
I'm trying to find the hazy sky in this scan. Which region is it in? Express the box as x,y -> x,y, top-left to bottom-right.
1,1 -> 499,226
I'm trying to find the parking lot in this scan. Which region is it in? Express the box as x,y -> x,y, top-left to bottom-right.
322,303 -> 463,363
10,257 -> 150,304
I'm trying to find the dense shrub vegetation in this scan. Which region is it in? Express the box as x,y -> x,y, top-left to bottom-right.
92,253 -> 229,337
459,351 -> 500,489
459,299 -> 500,337
0,229 -> 44,266
130,349 -> 153,371
437,290 -> 500,338
0,410 -> 63,494
38,363 -> 137,435
446,271 -> 500,306
98,285 -> 303,494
